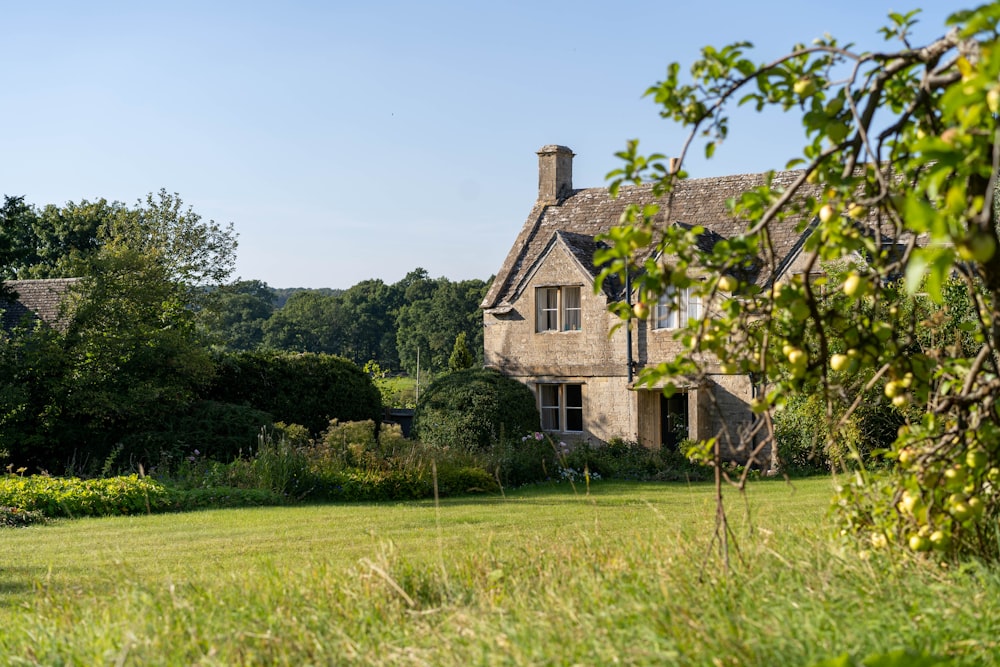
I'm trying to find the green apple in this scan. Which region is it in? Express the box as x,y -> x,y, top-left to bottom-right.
967,495 -> 985,519
929,530 -> 952,551
897,490 -> 920,515
793,77 -> 817,97
843,273 -> 866,298
966,448 -> 989,472
944,465 -> 968,487
909,534 -> 931,552
830,354 -> 849,372
787,348 -> 807,367
988,86 -> 1000,114
717,275 -> 738,292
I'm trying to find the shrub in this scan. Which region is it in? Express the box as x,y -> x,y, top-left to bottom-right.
0,505 -> 46,528
0,474 -> 171,518
489,433 -> 559,487
247,428 -> 311,497
117,400 -> 274,471
206,351 -> 382,436
773,392 -> 902,475
562,438 -> 711,482
164,486 -> 285,511
413,368 -> 539,452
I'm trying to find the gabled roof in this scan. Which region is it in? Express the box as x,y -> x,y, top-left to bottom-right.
503,230 -> 625,304
482,169 -> 814,310
0,278 -> 80,331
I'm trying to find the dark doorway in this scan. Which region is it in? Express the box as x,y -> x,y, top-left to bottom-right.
661,393 -> 688,451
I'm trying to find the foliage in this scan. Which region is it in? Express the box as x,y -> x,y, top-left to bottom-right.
206,350 -> 382,436
596,6 -> 1000,561
0,190 -> 238,472
487,432 -> 558,487
395,270 -> 488,376
412,368 -> 540,452
0,319 -> 71,470
120,399 -> 275,468
246,427 -> 312,497
306,420 -> 499,500
489,432 -> 714,488
166,486 -> 286,511
0,473 -> 170,517
564,437 -> 713,482
0,505 -> 46,528
447,331 -> 475,371
196,279 -> 276,351
262,289 -> 344,354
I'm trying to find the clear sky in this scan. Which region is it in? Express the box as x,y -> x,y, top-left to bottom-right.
3,1 -> 960,289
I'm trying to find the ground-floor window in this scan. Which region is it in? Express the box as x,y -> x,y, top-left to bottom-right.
538,383 -> 583,432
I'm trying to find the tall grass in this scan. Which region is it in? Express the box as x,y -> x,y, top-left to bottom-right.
0,479 -> 996,665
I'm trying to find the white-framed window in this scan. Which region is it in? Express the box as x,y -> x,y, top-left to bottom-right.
535,286 -> 581,332
538,383 -> 583,432
653,286 -> 702,329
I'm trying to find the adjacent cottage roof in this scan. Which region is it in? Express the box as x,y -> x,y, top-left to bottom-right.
482,168 -> 815,311
0,278 -> 80,331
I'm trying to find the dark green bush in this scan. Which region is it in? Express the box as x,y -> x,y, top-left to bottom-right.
413,368 -> 539,452
562,438 -> 711,482
206,351 -> 382,436
0,505 -> 46,528
773,392 -> 901,475
307,465 -> 497,502
117,400 -> 274,470
164,486 -> 286,511
489,433 -> 558,487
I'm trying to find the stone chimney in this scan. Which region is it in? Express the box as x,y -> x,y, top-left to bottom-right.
536,145 -> 574,204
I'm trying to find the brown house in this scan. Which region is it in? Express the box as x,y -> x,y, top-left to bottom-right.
481,145 -> 819,465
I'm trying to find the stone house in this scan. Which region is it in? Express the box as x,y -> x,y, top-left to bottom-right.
481,145 -> 819,464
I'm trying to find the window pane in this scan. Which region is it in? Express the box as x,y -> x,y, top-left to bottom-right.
539,384 -> 560,430
687,289 -> 702,322
565,383 -> 582,408
563,287 -> 581,331
565,384 -> 583,432
655,287 -> 678,329
537,288 -> 559,332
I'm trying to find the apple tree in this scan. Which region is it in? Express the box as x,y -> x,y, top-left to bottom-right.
596,5 -> 1000,560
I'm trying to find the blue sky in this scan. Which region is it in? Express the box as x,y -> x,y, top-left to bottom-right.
3,1 -> 960,288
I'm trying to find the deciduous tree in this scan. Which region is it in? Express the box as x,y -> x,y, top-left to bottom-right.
598,5 -> 1000,560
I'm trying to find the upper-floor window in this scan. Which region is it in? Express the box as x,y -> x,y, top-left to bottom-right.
654,286 -> 701,329
536,286 -> 581,332
538,383 -> 583,432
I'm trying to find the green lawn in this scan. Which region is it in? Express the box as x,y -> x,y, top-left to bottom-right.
1,478 -> 997,665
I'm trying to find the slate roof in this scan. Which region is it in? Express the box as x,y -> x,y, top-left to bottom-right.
0,278 -> 80,331
482,169 -> 816,310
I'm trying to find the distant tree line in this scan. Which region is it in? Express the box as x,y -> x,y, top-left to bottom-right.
201,269 -> 489,376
